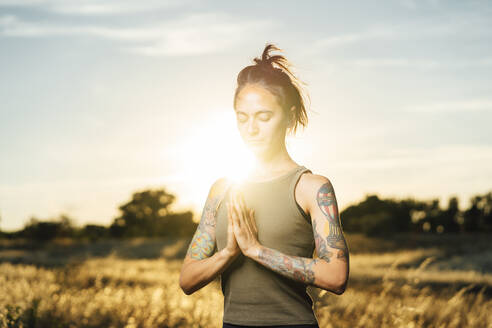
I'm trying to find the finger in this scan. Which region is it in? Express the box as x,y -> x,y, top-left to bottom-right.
246,209 -> 256,234
250,209 -> 258,234
233,194 -> 244,223
231,201 -> 242,229
229,202 -> 239,228
226,203 -> 232,221
240,206 -> 253,234
228,208 -> 234,230
230,203 -> 239,227
245,207 -> 255,232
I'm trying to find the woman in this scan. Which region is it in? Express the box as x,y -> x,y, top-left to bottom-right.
179,43 -> 350,328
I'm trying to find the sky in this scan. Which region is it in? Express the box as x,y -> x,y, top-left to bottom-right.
1,0 -> 491,232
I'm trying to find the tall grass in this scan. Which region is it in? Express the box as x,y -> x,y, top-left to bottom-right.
0,235 -> 490,327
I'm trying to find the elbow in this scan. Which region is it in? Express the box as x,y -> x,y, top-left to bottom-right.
333,273 -> 348,295
327,278 -> 347,295
179,279 -> 190,295
332,281 -> 347,295
179,270 -> 194,295
181,286 -> 194,296
179,276 -> 194,295
320,270 -> 348,295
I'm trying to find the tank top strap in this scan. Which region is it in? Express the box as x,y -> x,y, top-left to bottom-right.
288,166 -> 313,224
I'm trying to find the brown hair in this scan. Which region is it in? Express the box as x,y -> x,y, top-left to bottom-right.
233,43 -> 310,135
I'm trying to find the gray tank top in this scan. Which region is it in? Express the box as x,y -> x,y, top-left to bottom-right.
215,165 -> 319,326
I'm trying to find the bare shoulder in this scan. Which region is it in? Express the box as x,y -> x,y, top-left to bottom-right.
208,176 -> 232,198
296,171 -> 335,216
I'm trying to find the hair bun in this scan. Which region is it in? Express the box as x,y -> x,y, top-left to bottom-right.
253,43 -> 281,69
253,56 -> 272,68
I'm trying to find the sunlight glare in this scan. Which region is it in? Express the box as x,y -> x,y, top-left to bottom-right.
175,109 -> 255,214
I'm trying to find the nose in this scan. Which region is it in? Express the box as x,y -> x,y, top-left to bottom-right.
247,118 -> 259,136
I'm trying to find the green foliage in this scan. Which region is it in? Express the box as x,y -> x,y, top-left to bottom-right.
357,211 -> 394,236
341,191 -> 492,235
341,194 -> 413,236
80,224 -> 109,241
18,214 -> 75,241
109,188 -> 197,238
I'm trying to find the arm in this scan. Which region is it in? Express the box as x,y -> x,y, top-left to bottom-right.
179,178 -> 237,295
248,176 -> 349,294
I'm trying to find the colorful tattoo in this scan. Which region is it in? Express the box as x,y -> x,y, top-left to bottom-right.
312,218 -> 333,262
187,230 -> 214,259
316,181 -> 349,262
257,246 -> 319,285
186,183 -> 228,260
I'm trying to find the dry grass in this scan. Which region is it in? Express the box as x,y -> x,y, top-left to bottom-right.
0,234 -> 491,327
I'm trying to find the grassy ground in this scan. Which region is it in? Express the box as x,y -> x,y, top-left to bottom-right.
0,233 -> 491,327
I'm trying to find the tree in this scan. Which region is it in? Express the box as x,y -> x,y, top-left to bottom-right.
109,188 -> 196,238
463,196 -> 482,232
437,196 -> 461,233
463,192 -> 492,232
81,224 -> 108,241
341,194 -> 413,236
19,214 -> 76,241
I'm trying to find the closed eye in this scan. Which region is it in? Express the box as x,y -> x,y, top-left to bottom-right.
236,113 -> 248,123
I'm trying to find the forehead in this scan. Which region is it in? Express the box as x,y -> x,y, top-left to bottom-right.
235,84 -> 282,114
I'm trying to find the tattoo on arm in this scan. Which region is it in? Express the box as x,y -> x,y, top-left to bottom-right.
313,218 -> 333,261
257,247 -> 320,285
254,181 -> 349,287
315,181 -> 349,262
186,186 -> 226,260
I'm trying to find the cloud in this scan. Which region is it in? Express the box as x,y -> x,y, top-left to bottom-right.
345,57 -> 492,70
309,16 -> 489,55
312,26 -> 396,49
0,13 -> 274,56
334,144 -> 492,170
403,99 -> 492,113
398,0 -> 442,10
127,14 -> 273,56
0,0 -> 186,15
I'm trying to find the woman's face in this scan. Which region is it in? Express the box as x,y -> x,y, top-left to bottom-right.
234,83 -> 293,157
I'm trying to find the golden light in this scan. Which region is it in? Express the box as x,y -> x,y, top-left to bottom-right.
173,108 -> 255,217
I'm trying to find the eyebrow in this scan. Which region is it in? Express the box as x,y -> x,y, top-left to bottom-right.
234,109 -> 273,115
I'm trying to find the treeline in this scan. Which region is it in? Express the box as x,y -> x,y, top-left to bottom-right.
0,188 -> 197,242
0,188 -> 491,241
342,191 -> 492,236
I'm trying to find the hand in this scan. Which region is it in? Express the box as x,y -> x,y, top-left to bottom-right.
224,201 -> 241,259
229,188 -> 261,258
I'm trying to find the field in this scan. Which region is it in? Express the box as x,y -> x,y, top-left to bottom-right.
0,233 -> 491,328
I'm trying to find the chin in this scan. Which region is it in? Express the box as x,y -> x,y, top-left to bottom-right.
250,146 -> 275,159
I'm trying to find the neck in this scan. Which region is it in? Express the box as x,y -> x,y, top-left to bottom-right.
251,139 -> 298,175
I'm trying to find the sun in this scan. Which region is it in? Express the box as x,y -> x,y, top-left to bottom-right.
173,109 -> 255,218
